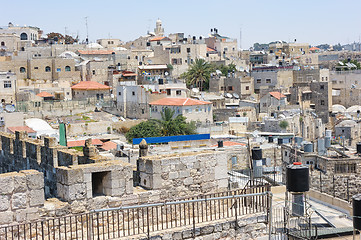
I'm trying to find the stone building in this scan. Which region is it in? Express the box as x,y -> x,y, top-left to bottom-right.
149,97 -> 213,123
71,81 -> 111,100
335,120 -> 361,146
251,66 -> 294,93
331,70 -> 361,108
0,71 -> 16,103
209,73 -> 254,99
259,91 -> 287,113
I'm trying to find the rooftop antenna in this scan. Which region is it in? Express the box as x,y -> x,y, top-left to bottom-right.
85,16 -> 89,44
147,19 -> 152,34
239,27 -> 242,50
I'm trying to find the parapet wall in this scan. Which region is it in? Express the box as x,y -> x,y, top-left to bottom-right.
138,151 -> 228,198
0,170 -> 44,225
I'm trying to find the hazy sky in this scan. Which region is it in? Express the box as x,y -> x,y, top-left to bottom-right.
1,0 -> 361,49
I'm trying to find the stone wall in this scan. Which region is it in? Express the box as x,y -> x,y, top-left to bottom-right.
0,170 -> 44,225
138,151 -> 228,198
56,160 -> 133,202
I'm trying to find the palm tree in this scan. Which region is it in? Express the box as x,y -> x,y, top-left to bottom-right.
182,59 -> 213,91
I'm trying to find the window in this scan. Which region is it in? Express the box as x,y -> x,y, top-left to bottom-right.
320,85 -> 324,90
4,81 -> 11,88
96,94 -> 100,100
334,163 -> 356,173
0,42 -> 4,46
20,67 -> 26,73
231,156 -> 237,166
228,86 -> 233,91
132,91 -> 135,96
266,79 -> 271,83
142,109 -> 145,114
56,68 -> 61,72
320,100 -> 325,105
256,79 -> 261,83
65,66 -> 71,72
92,171 -> 111,197
92,70 -> 96,75
118,92 -> 121,96
220,86 -> 224,91
187,48 -> 191,53
263,103 -> 267,107
246,86 -> 249,90
45,66 -> 51,72
20,33 -> 28,40
34,67 -> 38,69
176,90 -> 181,95
167,89 -> 171,95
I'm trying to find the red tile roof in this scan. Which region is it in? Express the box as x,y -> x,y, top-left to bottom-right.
309,47 -> 320,51
71,81 -> 111,90
78,50 -> 114,55
207,47 -> 216,52
211,141 -> 246,147
67,139 -> 103,148
149,98 -> 211,106
269,92 -> 286,100
36,92 -> 54,98
100,141 -> 117,151
149,37 -> 171,42
7,126 -> 36,134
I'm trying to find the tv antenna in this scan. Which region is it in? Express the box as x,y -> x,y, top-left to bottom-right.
85,16 -> 89,44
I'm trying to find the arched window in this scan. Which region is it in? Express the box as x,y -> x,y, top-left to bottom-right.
45,66 -> 51,72
65,66 -> 71,72
0,42 -> 4,46
20,67 -> 26,73
20,33 -> 28,40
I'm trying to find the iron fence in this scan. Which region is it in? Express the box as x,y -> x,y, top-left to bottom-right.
0,187 -> 271,240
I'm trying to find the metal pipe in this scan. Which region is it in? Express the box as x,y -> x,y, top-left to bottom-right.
268,192 -> 273,240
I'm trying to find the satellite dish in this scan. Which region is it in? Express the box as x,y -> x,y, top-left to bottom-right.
233,93 -> 240,99
111,116 -> 119,122
252,130 -> 259,138
216,70 -> 222,75
192,88 -> 199,93
5,105 -> 15,112
165,72 -> 169,76
226,93 -> 233,98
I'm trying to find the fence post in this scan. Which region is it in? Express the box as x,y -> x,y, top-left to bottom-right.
320,171 -> 322,193
192,198 -> 196,238
147,207 -> 150,239
234,196 -> 238,231
333,176 -> 335,197
347,178 -> 349,202
268,192 -> 273,240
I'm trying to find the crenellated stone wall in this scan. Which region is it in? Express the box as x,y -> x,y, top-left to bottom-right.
138,151 -> 228,198
0,170 -> 45,225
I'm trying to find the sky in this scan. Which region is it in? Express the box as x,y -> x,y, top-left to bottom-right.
1,0 -> 361,49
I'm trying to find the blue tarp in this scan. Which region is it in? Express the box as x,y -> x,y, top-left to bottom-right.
132,134 -> 210,145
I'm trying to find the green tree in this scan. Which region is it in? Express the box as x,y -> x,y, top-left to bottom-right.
125,108 -> 197,142
125,121 -> 162,142
279,120 -> 289,130
181,59 -> 213,91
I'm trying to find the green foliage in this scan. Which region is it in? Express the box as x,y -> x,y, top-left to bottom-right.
125,108 -> 196,142
279,120 -> 289,129
125,121 -> 162,142
181,59 -> 213,91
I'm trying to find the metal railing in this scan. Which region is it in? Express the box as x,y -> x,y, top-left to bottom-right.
0,188 -> 271,240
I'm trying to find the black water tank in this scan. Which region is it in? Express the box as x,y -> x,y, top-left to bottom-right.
217,140 -> 223,148
278,138 -> 283,145
252,147 -> 262,160
286,163 -> 309,192
353,194 -> 361,230
268,136 -> 273,143
357,142 -> 361,154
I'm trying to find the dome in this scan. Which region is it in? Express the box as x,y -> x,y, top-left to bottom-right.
86,43 -> 104,49
332,104 -> 346,113
59,51 -> 78,59
336,120 -> 357,127
156,19 -> 162,23
346,105 -> 361,113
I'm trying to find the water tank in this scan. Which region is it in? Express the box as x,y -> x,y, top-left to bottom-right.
286,162 -> 309,192
268,136 -> 273,143
252,147 -> 262,160
317,138 -> 325,155
353,194 -> 361,230
357,142 -> 361,154
295,137 -> 303,147
253,159 -> 263,178
304,142 -> 313,152
278,138 -> 283,145
217,140 -> 223,148
325,137 -> 331,148
325,130 -> 332,138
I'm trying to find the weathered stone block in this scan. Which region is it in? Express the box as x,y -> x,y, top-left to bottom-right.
29,189 -> 45,207
0,173 -> 14,194
0,211 -> 13,225
57,183 -> 86,201
56,167 -> 83,185
169,171 -> 179,180
0,194 -> 10,211
179,170 -> 190,178
21,170 -> 44,190
12,192 -> 27,209
13,173 -> 27,193
183,177 -> 194,186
